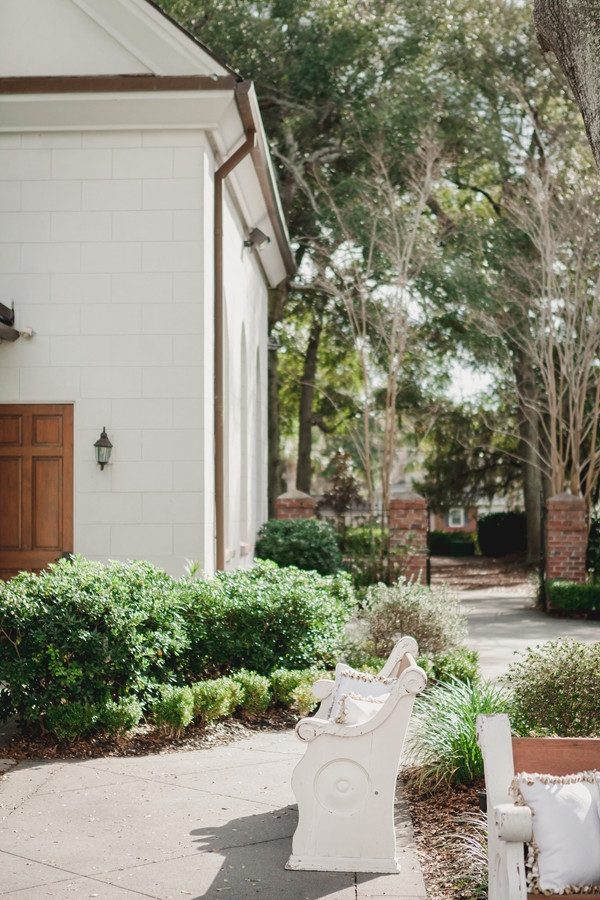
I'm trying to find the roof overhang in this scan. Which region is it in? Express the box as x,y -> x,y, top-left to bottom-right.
0,74 -> 295,284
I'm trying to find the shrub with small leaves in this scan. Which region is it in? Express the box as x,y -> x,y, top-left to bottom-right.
175,560 -> 355,677
151,685 -> 194,735
99,697 -> 144,737
45,701 -> 100,742
362,577 -> 466,658
232,670 -> 271,716
270,667 -> 327,716
0,556 -> 188,732
417,648 -> 480,685
502,639 -> 600,736
254,518 -> 342,575
191,677 -> 242,725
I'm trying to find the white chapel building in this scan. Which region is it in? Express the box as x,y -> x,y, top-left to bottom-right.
0,0 -> 295,579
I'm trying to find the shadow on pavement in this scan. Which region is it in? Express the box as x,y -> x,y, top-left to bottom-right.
190,805 -> 378,899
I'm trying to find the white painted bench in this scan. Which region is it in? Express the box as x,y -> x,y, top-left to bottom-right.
286,635 -> 427,874
477,713 -> 600,899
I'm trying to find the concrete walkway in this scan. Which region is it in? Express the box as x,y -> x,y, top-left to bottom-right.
0,728 -> 425,900
459,585 -> 600,680
3,582 -> 600,899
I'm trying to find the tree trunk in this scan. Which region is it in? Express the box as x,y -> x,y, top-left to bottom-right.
514,348 -> 544,564
534,0 -> 600,172
296,298 -> 326,494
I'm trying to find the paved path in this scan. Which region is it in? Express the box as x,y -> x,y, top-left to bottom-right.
459,585 -> 600,680
3,582 -> 600,899
0,726 -> 425,899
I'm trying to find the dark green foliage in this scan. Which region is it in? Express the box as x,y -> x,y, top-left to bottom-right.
176,560 -> 354,678
231,670 -> 272,716
546,580 -> 600,616
191,678 -> 243,725
0,556 -> 353,739
45,701 -> 100,742
337,523 -> 393,587
99,697 -> 144,737
254,518 -> 342,575
477,512 -> 527,557
587,513 -> 600,581
417,648 -> 480,685
0,556 -> 188,727
429,530 -> 477,557
150,685 -> 194,734
503,639 -> 600,736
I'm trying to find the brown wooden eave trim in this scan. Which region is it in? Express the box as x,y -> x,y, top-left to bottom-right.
0,74 -> 239,94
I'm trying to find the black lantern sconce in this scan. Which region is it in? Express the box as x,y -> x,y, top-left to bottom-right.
94,427 -> 113,470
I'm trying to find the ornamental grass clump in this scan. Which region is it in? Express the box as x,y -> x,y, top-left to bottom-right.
362,577 -> 466,657
406,677 -> 511,789
502,638 -> 600,736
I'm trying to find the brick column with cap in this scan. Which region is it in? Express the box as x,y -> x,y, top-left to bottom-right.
388,493 -> 428,583
545,492 -> 587,584
275,489 -> 316,520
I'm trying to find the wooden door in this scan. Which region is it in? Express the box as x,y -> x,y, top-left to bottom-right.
0,404 -> 73,580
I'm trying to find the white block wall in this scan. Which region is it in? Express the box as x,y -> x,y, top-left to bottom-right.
0,128 -> 269,577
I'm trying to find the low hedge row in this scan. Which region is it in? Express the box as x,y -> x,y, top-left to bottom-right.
545,579 -> 600,616
0,556 -> 354,736
32,666 -> 329,742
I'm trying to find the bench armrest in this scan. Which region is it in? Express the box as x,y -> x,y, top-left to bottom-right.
493,803 -> 532,843
312,679 -> 334,700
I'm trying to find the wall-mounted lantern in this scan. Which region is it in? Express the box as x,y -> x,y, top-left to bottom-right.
94,427 -> 113,470
244,227 -> 271,251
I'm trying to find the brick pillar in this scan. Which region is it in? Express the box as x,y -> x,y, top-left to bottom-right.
545,493 -> 587,584
388,493 -> 428,583
275,489 -> 316,520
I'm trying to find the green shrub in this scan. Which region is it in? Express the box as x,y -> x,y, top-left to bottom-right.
587,513 -> 600,581
254,518 -> 342,575
406,677 -> 511,788
477,511 -> 526,557
417,647 -> 480,684
44,701 -> 100,742
151,685 -> 194,734
175,560 -> 355,677
0,556 -> 188,731
429,530 -> 477,557
231,670 -> 271,716
99,696 -> 144,737
270,667 -> 327,716
191,678 -> 242,725
502,639 -> 600,736
546,579 -> 600,616
361,578 -> 466,657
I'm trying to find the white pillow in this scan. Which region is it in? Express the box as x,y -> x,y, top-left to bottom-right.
335,692 -> 386,725
327,663 -> 394,721
510,770 -> 600,894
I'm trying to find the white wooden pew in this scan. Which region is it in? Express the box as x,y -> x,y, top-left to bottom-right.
477,713 -> 600,900
287,635 -> 427,874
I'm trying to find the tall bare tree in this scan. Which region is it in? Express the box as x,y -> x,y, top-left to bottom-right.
305,137 -> 441,514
